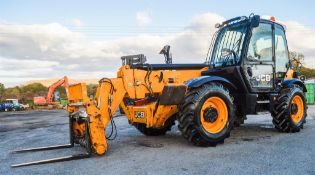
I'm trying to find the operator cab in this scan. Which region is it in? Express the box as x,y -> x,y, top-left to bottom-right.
205,15 -> 291,93
203,14 -> 296,114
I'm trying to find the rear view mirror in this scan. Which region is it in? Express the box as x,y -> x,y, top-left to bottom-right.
251,15 -> 260,28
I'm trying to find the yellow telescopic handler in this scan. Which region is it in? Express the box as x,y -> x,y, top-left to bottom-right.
12,14 -> 307,167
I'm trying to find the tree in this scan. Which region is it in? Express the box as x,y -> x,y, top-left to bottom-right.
0,83 -> 4,101
19,83 -> 47,101
300,66 -> 315,79
21,83 -> 47,95
289,51 -> 304,72
289,51 -> 315,79
3,86 -> 21,99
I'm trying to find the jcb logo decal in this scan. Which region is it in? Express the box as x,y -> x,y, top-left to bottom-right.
256,75 -> 271,82
135,111 -> 145,118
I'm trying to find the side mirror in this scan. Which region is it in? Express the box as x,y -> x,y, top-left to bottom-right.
250,15 -> 260,28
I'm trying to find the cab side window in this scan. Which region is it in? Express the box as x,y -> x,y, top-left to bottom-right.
275,26 -> 289,77
247,23 -> 273,61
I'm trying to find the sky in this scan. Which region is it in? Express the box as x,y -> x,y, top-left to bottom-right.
0,0 -> 314,87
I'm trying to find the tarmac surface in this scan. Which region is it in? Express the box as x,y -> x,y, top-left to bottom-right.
1,107 -> 315,175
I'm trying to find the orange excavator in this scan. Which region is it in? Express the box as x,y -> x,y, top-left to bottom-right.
33,76 -> 69,105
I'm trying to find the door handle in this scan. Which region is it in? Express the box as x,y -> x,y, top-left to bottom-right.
247,67 -> 253,77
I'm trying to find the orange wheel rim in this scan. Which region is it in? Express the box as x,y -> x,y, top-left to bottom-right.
200,97 -> 228,134
291,95 -> 304,123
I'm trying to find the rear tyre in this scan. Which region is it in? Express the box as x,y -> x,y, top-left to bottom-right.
134,116 -> 176,136
178,83 -> 235,146
271,85 -> 307,132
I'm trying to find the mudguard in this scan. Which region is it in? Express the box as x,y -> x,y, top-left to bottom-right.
185,76 -> 237,91
282,78 -> 307,92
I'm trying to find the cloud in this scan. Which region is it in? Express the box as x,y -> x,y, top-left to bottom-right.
136,11 -> 151,26
285,21 -> 315,66
0,13 -> 314,87
260,16 -> 315,67
0,57 -> 60,86
72,19 -> 84,27
0,23 -> 83,60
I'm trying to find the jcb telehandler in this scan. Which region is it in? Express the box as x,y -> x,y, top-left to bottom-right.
12,14 -> 307,167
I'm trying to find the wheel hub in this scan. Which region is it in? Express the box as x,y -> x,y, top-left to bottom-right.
203,107 -> 218,123
291,103 -> 298,115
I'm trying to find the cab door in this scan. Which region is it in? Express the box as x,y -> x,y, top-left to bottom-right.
274,24 -> 290,82
244,22 -> 275,92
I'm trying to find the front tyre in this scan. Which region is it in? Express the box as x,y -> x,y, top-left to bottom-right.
271,85 -> 307,132
178,83 -> 235,146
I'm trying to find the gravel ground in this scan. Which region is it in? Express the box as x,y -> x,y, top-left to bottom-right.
0,107 -> 315,175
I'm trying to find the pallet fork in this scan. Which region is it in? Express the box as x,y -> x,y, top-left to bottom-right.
11,115 -> 92,168
11,82 -> 113,167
